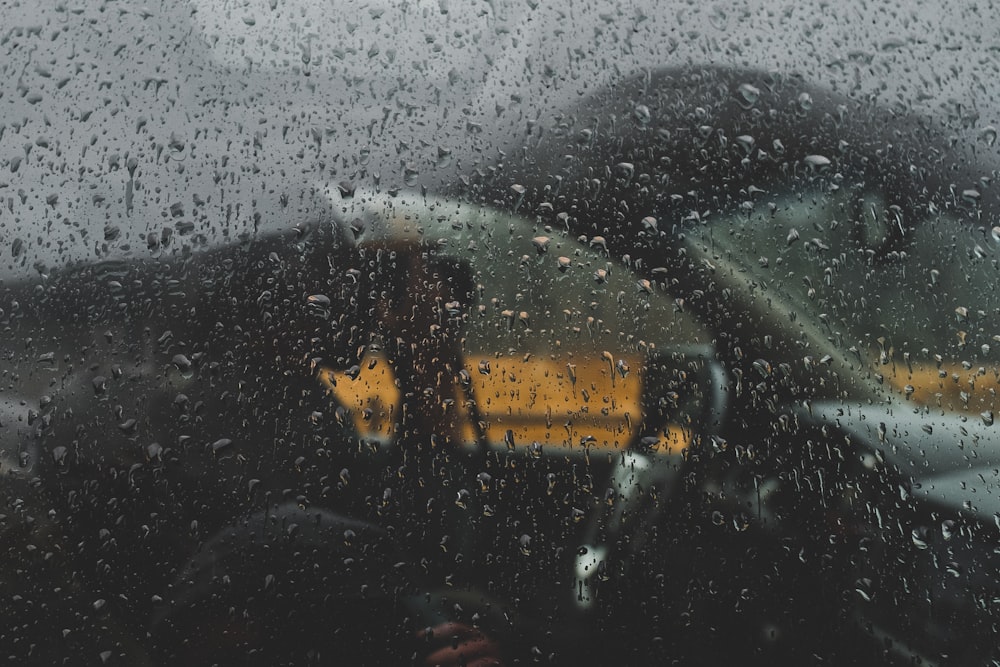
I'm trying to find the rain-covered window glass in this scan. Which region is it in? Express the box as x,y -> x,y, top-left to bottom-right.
693,185 -> 1000,414
4,2 -> 1000,666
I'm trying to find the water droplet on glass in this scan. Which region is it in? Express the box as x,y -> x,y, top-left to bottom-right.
171,354 -> 192,373
307,294 -> 331,307
880,36 -> 906,51
504,429 -> 516,452
962,189 -> 982,206
803,155 -> 831,170
337,181 -> 356,198
614,162 -> 635,180
734,135 -> 755,155
476,472 -> 492,492
854,578 -> 874,602
736,83 -> 761,109
403,163 -> 420,187
981,126 -> 998,147
211,438 -> 233,453
52,446 -> 68,465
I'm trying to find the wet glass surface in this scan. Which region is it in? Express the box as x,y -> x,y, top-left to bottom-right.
3,2 -> 1000,665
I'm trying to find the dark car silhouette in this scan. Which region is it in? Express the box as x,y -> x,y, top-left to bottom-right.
3,66 -> 1000,666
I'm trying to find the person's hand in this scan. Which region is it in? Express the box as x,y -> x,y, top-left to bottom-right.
418,621 -> 505,667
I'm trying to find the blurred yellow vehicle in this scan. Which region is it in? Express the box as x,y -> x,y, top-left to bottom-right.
320,192 -> 712,460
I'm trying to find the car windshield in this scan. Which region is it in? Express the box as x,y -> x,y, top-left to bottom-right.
687,182 -> 1000,410
353,192 -> 708,354
325,192 -> 710,453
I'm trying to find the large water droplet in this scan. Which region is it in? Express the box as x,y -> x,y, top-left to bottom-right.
736,83 -> 761,109
980,126 -> 997,147
803,155 -> 831,170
